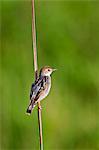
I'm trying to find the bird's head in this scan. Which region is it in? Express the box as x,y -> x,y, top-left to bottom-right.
40,66 -> 57,77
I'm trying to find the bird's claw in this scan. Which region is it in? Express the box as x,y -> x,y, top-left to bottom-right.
38,105 -> 42,110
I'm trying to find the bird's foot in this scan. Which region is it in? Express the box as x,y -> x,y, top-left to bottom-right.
38,105 -> 42,110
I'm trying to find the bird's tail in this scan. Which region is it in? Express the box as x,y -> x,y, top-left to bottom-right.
26,103 -> 35,115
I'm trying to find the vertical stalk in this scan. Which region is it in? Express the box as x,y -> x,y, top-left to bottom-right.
31,0 -> 43,150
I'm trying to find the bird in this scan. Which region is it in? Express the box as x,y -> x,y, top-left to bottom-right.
26,66 -> 57,115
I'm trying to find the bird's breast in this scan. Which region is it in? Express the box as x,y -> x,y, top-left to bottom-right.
39,76 -> 51,101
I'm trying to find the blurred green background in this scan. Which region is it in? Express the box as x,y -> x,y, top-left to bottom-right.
1,0 -> 99,149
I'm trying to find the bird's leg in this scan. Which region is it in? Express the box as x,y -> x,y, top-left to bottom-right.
38,105 -> 42,110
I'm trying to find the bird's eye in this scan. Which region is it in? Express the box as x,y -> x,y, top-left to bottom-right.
48,69 -> 50,71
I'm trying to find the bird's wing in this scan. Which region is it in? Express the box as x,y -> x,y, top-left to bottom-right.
30,76 -> 47,105
33,79 -> 47,105
30,76 -> 45,100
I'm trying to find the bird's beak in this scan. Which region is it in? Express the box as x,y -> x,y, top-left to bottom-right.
52,68 -> 57,72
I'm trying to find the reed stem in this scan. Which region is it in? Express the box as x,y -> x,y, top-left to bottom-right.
31,0 -> 43,149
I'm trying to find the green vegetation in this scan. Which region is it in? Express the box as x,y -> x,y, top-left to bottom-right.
1,0 -> 99,149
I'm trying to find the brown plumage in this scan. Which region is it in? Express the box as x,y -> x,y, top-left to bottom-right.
26,66 -> 56,115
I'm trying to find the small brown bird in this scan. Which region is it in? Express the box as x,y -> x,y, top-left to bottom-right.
26,66 -> 56,115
